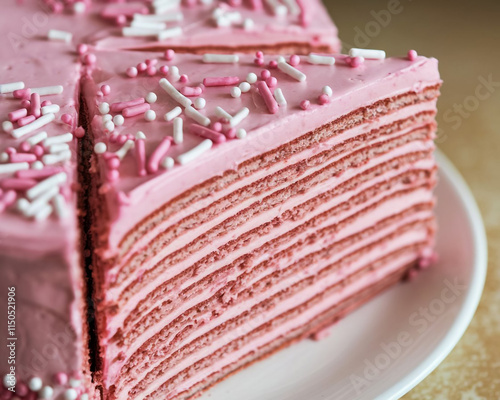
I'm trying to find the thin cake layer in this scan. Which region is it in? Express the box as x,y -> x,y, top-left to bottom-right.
82,50 -> 440,399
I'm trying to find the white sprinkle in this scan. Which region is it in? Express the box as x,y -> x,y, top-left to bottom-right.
104,120 -> 115,133
215,106 -> 233,121
224,11 -> 242,24
154,0 -> 181,14
99,102 -> 110,115
135,131 -> 146,140
193,98 -> 206,110
41,104 -> 60,115
131,20 -> 167,31
161,156 -> 175,170
246,73 -> 258,84
243,18 -> 254,31
0,81 -> 24,94
145,110 -> 156,121
216,16 -> 231,28
0,162 -> 29,175
159,78 -> 192,108
26,131 -> 48,146
11,113 -> 55,139
230,107 -> 249,127
133,11 -> 183,22
2,121 -> 14,133
102,114 -> 112,123
349,48 -> 386,60
53,194 -> 69,219
265,0 -> 287,16
31,161 -> 44,170
0,153 -> 8,163
177,139 -> 213,165
69,379 -> 81,388
115,140 -> 135,160
202,54 -> 239,64
42,150 -> 71,165
80,394 -> 89,400
34,204 -> 53,221
38,386 -> 54,399
239,82 -> 251,93
277,56 -> 286,63
28,377 -> 43,391
282,0 -> 300,15
146,92 -> 158,104
277,61 -> 306,82
231,87 -> 242,98
322,85 -> 333,96
308,53 -> 336,66
43,132 -> 73,147
122,27 -> 164,37
185,106 -> 211,126
32,85 -> 64,96
73,1 -> 86,14
49,143 -> 70,154
173,117 -> 183,144
2,374 -> 14,388
236,128 -> 247,139
64,388 -> 78,400
274,88 -> 287,106
27,172 -> 67,200
157,27 -> 183,41
169,66 -> 180,82
94,142 -> 107,154
164,106 -> 182,121
22,186 -> 59,217
48,29 -> 73,43
113,115 -> 125,126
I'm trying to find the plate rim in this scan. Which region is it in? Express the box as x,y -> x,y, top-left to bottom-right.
377,149 -> 488,400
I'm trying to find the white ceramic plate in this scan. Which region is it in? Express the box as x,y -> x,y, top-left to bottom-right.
202,150 -> 488,400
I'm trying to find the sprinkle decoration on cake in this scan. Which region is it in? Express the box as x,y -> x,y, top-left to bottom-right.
0,1 -> 440,400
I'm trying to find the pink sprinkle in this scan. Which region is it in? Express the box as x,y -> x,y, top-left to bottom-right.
159,65 -> 169,75
21,100 -> 31,109
15,382 -> 29,397
318,94 -> 330,105
61,113 -> 73,125
19,141 -> 31,152
32,145 -> 44,158
41,100 -> 52,107
115,14 -> 128,27
146,66 -> 157,76
122,103 -> 150,118
266,76 -> 277,88
13,88 -> 31,100
82,53 -> 96,66
179,74 -> 188,83
110,98 -> 145,113
229,0 -> 242,5
51,2 -> 63,14
77,43 -> 88,55
261,69 -> 271,80
300,100 -> 310,110
8,108 -> 28,122
256,51 -> 264,59
106,169 -> 119,182
17,115 -> 36,127
164,49 -> 175,61
30,93 -> 41,118
116,135 -> 128,145
224,128 -> 236,139
101,85 -> 111,96
180,86 -> 203,97
107,156 -> 120,170
10,153 -> 37,163
101,3 -> 148,18
0,178 -> 37,191
203,76 -> 240,87
254,58 -> 264,66
256,81 -> 278,114
296,0 -> 309,27
126,67 -> 138,78
5,147 -> 16,155
268,60 -> 278,69
408,49 -> 418,61
74,126 -> 85,139
135,139 -> 146,177
146,59 -> 158,67
137,62 -> 147,72
190,125 -> 226,144
249,0 -> 263,10
147,137 -> 172,174
212,122 -> 222,132
289,55 -> 300,66
350,56 -> 365,68
1,190 -> 17,207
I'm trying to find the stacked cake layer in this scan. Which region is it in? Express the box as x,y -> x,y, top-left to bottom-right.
81,51 -> 440,399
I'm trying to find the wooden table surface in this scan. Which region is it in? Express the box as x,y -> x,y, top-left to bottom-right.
322,1 -> 500,398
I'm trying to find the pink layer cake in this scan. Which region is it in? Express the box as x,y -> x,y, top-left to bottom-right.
80,50 -> 441,399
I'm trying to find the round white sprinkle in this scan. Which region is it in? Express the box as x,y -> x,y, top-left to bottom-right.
193,98 -> 206,110
69,378 -> 81,388
0,152 -> 8,163
2,120 -> 13,133
94,142 -> 107,154
161,156 -> 175,170
322,85 -> 333,97
135,131 -> 146,139
145,92 -> 158,104
104,120 -> 115,133
64,388 -> 78,400
127,67 -> 138,77
113,115 -> 125,126
3,374 -> 14,388
39,386 -> 54,399
102,114 -> 112,123
231,87 -> 242,98
145,110 -> 156,122
31,161 -> 44,170
246,73 -> 257,84
239,82 -> 251,93
236,128 -> 247,139
98,102 -> 110,115
73,1 -> 86,14
28,377 -> 43,391
80,395 -> 89,400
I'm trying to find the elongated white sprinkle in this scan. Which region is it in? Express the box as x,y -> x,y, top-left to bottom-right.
22,186 -> 59,217
27,172 -> 67,200
42,150 -> 71,165
2,121 -> 14,133
164,106 -> 182,121
157,27 -> 183,41
115,140 -> 135,160
122,27 -> 164,37
265,0 -> 287,16
53,194 -> 69,219
202,54 -> 239,64
32,86 -> 64,96
131,20 -> 167,30
185,106 -> 211,126
48,29 -> 72,43
0,162 -> 29,175
26,131 -> 48,146
349,48 -> 386,60
159,78 -> 192,108
49,143 -> 70,154
308,54 -> 336,65
177,139 -> 213,165
41,104 -> 60,115
43,132 -> 73,147
277,61 -> 306,82
215,106 -> 233,121
173,117 -> 183,144
34,204 -> 53,221
274,88 -> 287,106
11,113 -> 55,139
230,107 -> 249,127
133,12 -> 183,22
282,0 -> 300,15
0,81 -> 24,94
